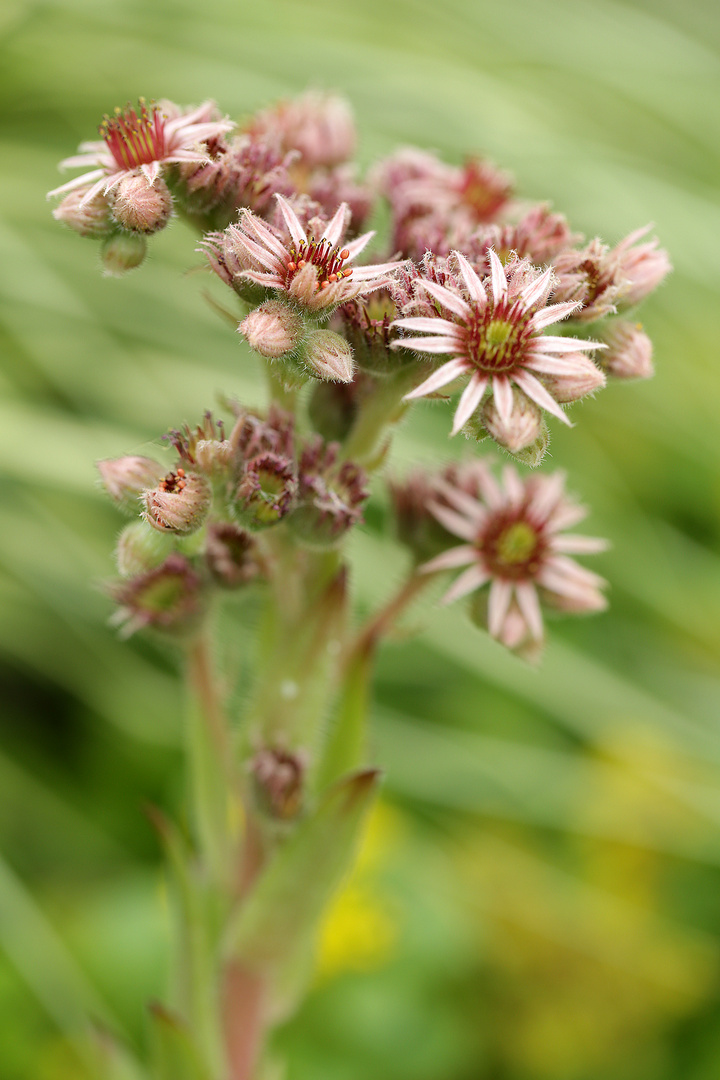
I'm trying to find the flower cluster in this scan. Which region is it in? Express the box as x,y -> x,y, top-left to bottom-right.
53,89 -> 668,657
98,405 -> 370,634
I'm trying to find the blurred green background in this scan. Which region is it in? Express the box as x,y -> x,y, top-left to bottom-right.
1,0 -> 718,1077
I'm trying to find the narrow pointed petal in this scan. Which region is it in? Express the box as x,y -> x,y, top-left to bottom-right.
451,374 -> 488,435
421,545 -> 478,573
520,266 -> 554,309
548,502 -> 587,531
392,316 -> 461,334
403,358 -> 469,398
551,534 -> 610,554
240,270 -> 285,288
441,564 -> 490,605
524,353 -> 600,376
531,335 -> 604,354
417,278 -> 472,318
432,480 -> 487,522
394,337 -> 459,356
427,502 -> 479,542
48,169 -> 106,198
233,234 -> 283,273
546,554 -> 607,588
274,193 -> 307,247
140,161 -> 160,185
452,251 -> 488,305
488,250 -> 508,304
529,470 -> 566,522
351,260 -> 406,281
488,579 -> 512,637
322,202 -> 349,247
530,301 -> 581,330
515,583 -> 544,640
501,465 -> 524,505
513,370 -> 572,426
344,231 -> 375,259
241,212 -> 289,261
492,376 -> 513,426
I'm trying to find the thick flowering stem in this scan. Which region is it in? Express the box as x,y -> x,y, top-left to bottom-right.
185,625 -> 234,886
264,362 -> 300,413
339,367 -> 419,468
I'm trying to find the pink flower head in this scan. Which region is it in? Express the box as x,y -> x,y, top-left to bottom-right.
222,193 -> 404,312
48,98 -> 234,203
612,225 -> 672,308
248,91 -> 357,170
423,462 -> 608,650
392,250 -> 605,436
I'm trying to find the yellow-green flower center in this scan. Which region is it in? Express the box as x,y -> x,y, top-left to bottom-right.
491,520 -> 542,575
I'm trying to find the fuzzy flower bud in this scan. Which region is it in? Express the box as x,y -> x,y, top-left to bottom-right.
110,554 -> 205,638
53,186 -> 114,238
539,355 -> 606,403
111,173 -> 173,234
600,320 -> 654,380
101,231 -> 147,276
232,452 -> 297,529
290,437 -> 369,548
480,387 -> 546,458
303,329 -> 354,383
239,300 -> 305,359
97,455 -> 166,514
115,520 -> 175,577
143,470 -> 211,535
251,747 -> 305,820
205,523 -> 261,588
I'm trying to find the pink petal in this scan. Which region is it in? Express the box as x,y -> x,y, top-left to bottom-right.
403,358 -> 469,399
351,260 -> 406,281
452,251 -> 488,305
274,193 -> 307,247
488,579 -> 513,638
394,336 -> 459,356
488,250 -> 508,304
417,278 -> 472,319
322,202 -> 349,247
240,270 -> 285,288
528,470 -> 566,522
427,502 -> 480,542
545,554 -> 607,588
441,564 -> 490,605
432,480 -> 487,522
515,582 -> 544,640
47,169 -> 105,198
141,161 -> 160,185
344,231 -> 375,259
501,465 -> 524,506
392,317 -> 461,334
492,375 -> 513,425
513,370 -> 572,426
241,212 -> 289,261
551,534 -> 609,554
531,335 -> 604,354
233,234 -> 283,273
421,545 -> 478,573
519,266 -> 554,310
524,354 -> 601,376
451,374 -> 488,435
530,301 -> 581,330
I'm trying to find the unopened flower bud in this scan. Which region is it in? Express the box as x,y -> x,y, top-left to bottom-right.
110,554 -> 205,638
53,186 -> 114,238
303,329 -> 354,383
111,173 -> 173,234
143,471 -> 211,535
232,452 -> 297,529
251,747 -> 305,820
97,455 -> 166,514
540,355 -> 605,403
600,320 -> 654,380
239,300 -> 305,359
205,523 -> 260,588
290,437 -> 369,548
481,388 -> 544,455
101,231 -> 147,276
115,520 -> 175,577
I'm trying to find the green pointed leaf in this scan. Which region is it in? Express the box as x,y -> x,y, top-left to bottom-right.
227,769 -> 381,970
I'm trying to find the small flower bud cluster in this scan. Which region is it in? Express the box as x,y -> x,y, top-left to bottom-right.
97,404 -> 368,634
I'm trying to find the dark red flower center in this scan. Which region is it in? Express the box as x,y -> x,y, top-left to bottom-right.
464,298 -> 535,374
481,511 -> 546,580
100,99 -> 166,170
285,236 -> 353,290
